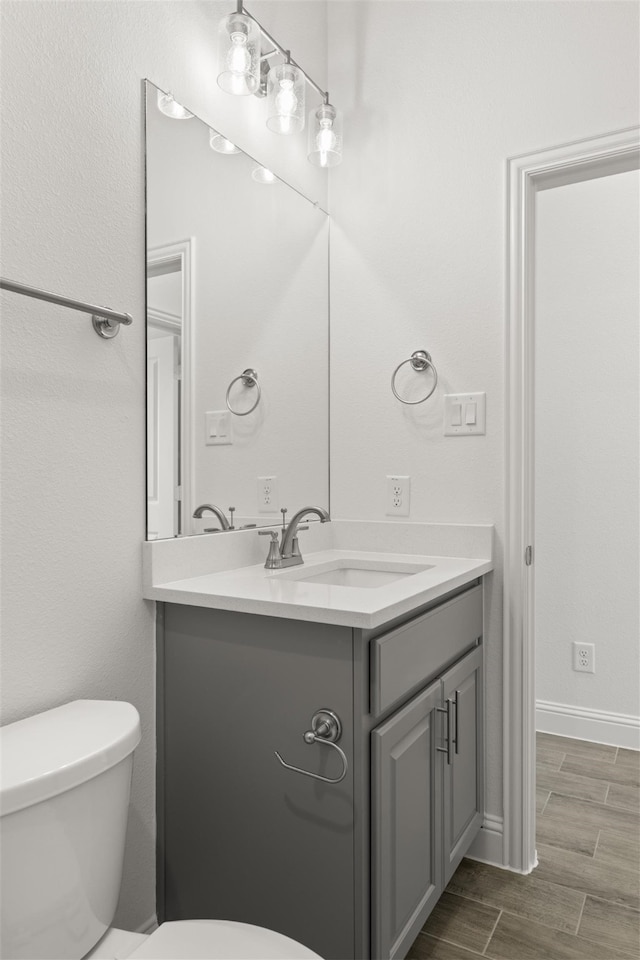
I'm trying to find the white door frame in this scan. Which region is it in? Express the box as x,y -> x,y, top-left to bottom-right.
504,127 -> 640,873
147,238 -> 195,535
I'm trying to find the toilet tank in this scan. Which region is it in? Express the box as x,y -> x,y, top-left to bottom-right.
0,700 -> 141,960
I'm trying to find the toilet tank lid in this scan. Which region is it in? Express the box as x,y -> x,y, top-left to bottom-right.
0,700 -> 141,816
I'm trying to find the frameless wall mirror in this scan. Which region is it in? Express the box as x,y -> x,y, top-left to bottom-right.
145,81 -> 329,540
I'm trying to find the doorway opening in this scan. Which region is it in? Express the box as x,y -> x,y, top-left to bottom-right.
504,128 -> 640,873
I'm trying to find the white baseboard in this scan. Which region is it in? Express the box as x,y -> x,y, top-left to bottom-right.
536,700 -> 640,749
466,814 -> 504,866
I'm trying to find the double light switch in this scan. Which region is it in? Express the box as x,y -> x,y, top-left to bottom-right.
205,410 -> 232,445
443,393 -> 486,436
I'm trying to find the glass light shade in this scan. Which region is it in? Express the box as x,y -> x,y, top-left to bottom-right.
157,90 -> 193,120
307,103 -> 343,167
209,130 -> 240,154
217,12 -> 260,96
266,62 -> 305,135
251,166 -> 277,185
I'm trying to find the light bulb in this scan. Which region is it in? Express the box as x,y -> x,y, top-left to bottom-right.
217,12 -> 259,95
275,79 -> 298,132
267,63 -> 305,134
227,33 -> 251,75
308,103 -> 342,167
316,119 -> 337,167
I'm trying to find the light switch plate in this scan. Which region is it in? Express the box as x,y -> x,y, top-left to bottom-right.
205,410 -> 232,445
444,393 -> 486,436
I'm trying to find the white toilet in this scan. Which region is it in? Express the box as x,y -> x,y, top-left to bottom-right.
0,700 -> 322,960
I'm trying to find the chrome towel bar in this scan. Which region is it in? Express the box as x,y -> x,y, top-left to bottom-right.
391,349 -> 438,404
275,709 -> 348,784
0,277 -> 134,339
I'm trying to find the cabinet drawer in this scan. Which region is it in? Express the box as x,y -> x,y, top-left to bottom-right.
370,585 -> 482,716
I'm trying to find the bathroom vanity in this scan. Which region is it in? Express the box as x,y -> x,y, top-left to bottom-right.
143,81 -> 491,960
151,533 -> 489,960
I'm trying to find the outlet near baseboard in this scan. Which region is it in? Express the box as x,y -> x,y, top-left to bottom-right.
573,641 -> 595,673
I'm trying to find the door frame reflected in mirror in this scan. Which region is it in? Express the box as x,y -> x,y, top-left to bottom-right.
146,238 -> 195,537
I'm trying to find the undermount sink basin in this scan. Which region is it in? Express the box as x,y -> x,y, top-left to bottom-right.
273,559 -> 434,588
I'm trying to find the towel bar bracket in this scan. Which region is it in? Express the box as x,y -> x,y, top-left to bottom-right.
92,315 -> 126,339
1,277 -> 133,339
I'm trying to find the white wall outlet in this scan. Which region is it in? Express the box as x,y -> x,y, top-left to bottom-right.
258,476 -> 278,513
205,410 -> 232,446
572,641 -> 595,673
386,475 -> 411,516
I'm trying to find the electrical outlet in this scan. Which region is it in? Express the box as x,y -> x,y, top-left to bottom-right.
257,476 -> 278,513
386,475 -> 410,516
573,641 -> 595,673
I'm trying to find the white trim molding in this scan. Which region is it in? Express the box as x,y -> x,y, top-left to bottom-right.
467,814 -> 504,868
147,238 -> 195,535
147,307 -> 181,332
536,701 -> 640,750
504,127 -> 640,874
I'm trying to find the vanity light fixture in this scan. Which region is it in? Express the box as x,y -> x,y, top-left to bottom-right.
156,90 -> 193,119
217,7 -> 261,95
217,1 -> 342,166
308,102 -> 343,168
266,58 -> 305,135
251,166 -> 278,185
210,130 -> 241,154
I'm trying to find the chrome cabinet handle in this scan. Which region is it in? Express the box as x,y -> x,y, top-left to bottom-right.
436,700 -> 453,764
275,709 -> 348,784
453,690 -> 459,754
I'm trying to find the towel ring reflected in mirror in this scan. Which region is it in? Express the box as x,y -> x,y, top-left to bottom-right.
225,368 -> 261,416
391,350 -> 438,405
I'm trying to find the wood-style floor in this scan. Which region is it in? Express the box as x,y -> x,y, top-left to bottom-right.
407,733 -> 640,959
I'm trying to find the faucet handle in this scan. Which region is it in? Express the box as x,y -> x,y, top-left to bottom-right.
290,525 -> 309,560
259,528 -> 281,569
228,507 -> 235,530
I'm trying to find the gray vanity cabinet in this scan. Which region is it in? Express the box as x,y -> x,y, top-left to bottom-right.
157,582 -> 484,960
159,606 -> 355,960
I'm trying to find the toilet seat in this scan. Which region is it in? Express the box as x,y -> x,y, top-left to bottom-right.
125,920 -> 322,959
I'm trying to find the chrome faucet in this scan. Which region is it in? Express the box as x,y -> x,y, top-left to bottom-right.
259,505 -> 330,569
192,503 -> 232,531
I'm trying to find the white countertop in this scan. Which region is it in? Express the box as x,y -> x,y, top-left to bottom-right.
143,521 -> 494,628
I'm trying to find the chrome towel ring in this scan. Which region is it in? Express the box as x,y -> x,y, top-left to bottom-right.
391,349 -> 438,405
225,368 -> 261,416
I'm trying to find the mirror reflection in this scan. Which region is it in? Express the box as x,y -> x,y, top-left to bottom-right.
145,82 -> 329,540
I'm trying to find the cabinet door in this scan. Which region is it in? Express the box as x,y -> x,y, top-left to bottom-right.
371,681 -> 442,960
441,645 -> 483,885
